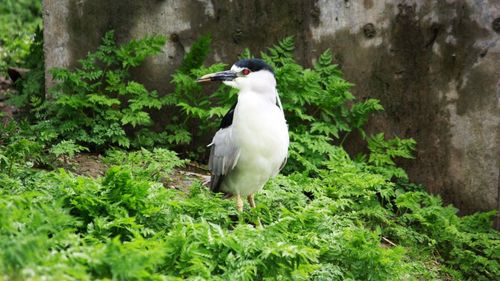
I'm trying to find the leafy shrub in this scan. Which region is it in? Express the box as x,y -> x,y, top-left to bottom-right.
49,140 -> 89,164
163,35 -> 236,156
390,193 -> 500,280
18,32 -> 391,172
2,146 -> 497,280
8,27 -> 45,112
165,36 -> 384,172
1,1 -> 45,122
0,138 -> 42,175
364,133 -> 416,180
33,31 -> 166,149
104,147 -> 187,181
261,38 -> 383,173
0,0 -> 42,73
1,29 -> 498,281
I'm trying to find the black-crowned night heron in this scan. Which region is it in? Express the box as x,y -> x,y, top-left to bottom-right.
197,59 -> 289,211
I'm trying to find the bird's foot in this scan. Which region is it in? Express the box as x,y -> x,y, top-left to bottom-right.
247,194 -> 256,208
255,217 -> 263,229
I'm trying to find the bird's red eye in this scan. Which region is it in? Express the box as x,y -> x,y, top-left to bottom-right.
242,68 -> 251,75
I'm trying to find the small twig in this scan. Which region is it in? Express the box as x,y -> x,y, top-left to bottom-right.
186,162 -> 209,171
180,171 -> 209,177
382,236 -> 397,247
339,131 -> 351,146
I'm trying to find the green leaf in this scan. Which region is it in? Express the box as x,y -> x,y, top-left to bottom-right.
177,35 -> 212,74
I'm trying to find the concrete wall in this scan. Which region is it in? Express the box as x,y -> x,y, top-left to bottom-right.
43,0 -> 500,218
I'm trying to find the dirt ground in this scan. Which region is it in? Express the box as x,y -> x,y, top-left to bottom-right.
0,76 -> 15,126
69,154 -> 210,193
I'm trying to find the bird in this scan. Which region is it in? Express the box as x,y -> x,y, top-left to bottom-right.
197,58 -> 289,212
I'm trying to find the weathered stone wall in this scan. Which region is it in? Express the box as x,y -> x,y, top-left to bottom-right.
43,0 -> 500,218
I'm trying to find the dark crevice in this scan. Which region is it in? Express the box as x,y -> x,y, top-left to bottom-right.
424,24 -> 441,48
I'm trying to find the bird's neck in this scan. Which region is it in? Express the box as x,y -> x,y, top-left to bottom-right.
238,88 -> 278,106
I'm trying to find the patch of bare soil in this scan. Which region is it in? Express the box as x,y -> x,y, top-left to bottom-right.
67,154 -> 210,192
68,154 -> 108,178
165,166 -> 210,193
0,76 -> 15,126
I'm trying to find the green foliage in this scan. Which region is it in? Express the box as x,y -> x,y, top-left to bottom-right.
1,1 -> 45,118
49,140 -> 89,163
0,0 -> 42,73
33,31 -> 166,149
8,27 -> 46,112
167,36 -> 384,171
177,35 -> 212,74
390,193 -> 500,280
0,147 -> 497,280
367,133 -> 416,166
104,148 -> 187,182
1,30 -> 498,281
0,138 -> 42,175
163,36 -> 236,155
363,133 -> 417,179
265,39 -> 385,173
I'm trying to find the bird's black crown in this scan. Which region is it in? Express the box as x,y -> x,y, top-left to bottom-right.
234,58 -> 274,74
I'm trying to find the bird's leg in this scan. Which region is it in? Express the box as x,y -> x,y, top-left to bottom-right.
247,194 -> 256,208
247,194 -> 262,228
236,194 -> 244,212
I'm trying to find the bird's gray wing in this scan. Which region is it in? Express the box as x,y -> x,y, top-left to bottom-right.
208,127 -> 240,193
270,156 -> 288,178
279,156 -> 288,172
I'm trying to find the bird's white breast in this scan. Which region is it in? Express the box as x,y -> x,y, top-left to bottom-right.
221,92 -> 289,196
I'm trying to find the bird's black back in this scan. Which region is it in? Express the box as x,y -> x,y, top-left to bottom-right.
219,102 -> 237,129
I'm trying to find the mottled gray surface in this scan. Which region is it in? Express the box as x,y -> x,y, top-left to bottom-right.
43,0 -> 500,219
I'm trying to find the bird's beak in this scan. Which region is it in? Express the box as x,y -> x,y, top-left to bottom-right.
197,70 -> 237,83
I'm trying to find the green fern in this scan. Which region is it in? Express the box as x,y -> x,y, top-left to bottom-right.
168,36 -> 389,172
177,35 -> 212,74
1,8 -> 498,281
365,133 -> 416,179
0,144 -> 498,280
32,31 -> 167,149
261,35 -> 296,66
